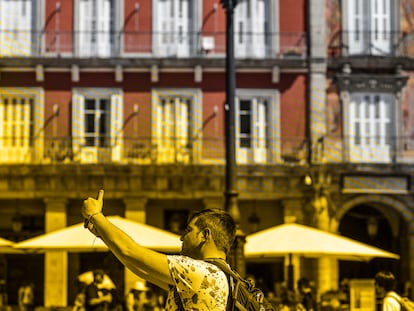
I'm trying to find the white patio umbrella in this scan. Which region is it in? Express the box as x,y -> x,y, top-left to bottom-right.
245,223 -> 399,261
13,216 -> 182,253
0,237 -> 22,253
0,237 -> 13,247
245,223 -> 399,290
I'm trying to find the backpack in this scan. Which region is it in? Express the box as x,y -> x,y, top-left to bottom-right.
388,293 -> 414,311
174,258 -> 274,311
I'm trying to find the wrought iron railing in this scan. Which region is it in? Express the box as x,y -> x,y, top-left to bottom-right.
0,135 -> 309,164
328,30 -> 414,57
0,30 -> 307,59
1,135 -> 414,165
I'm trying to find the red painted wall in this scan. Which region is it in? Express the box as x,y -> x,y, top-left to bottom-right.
44,0 -> 73,53
124,0 -> 152,53
279,74 -> 307,152
279,0 -> 306,32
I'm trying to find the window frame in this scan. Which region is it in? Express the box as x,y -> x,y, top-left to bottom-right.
235,89 -> 280,164
0,87 -> 44,163
151,88 -> 202,164
72,88 -> 123,163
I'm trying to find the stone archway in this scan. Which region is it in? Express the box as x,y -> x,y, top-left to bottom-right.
334,195 -> 414,293
335,195 -> 414,235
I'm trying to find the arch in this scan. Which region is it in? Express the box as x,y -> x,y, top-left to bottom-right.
335,195 -> 414,235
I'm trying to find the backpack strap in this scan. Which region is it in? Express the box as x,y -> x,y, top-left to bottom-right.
173,285 -> 185,311
204,258 -> 244,283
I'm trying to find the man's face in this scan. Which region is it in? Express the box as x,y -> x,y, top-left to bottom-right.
375,283 -> 385,297
94,273 -> 104,284
180,217 -> 204,258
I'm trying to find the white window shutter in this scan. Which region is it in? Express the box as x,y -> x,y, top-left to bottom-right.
79,0 -> 93,56
175,97 -> 189,162
110,93 -> 123,161
72,93 -> 85,162
348,0 -> 364,54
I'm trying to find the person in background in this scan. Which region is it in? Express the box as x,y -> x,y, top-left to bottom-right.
125,281 -> 149,311
375,270 -> 401,311
84,270 -> 112,311
297,278 -> 316,311
18,282 -> 34,311
276,287 -> 305,311
72,292 -> 86,311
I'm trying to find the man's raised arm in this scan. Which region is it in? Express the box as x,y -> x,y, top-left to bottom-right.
82,190 -> 174,290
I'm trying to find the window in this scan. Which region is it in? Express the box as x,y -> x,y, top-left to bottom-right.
0,88 -> 44,163
348,93 -> 394,162
72,88 -> 122,163
77,0 -> 116,57
153,0 -> 195,57
152,89 -> 201,164
344,0 -> 392,55
234,0 -> 273,58
236,90 -> 280,164
0,0 -> 35,56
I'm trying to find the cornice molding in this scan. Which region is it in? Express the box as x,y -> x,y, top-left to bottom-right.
335,73 -> 408,93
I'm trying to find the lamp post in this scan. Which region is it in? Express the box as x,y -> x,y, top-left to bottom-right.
220,0 -> 245,277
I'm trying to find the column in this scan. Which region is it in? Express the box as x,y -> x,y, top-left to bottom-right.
123,198 -> 147,295
43,198 -> 68,307
316,209 -> 339,297
315,196 -> 337,296
309,0 -> 329,299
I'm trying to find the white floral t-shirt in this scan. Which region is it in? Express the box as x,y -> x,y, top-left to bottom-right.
165,255 -> 229,311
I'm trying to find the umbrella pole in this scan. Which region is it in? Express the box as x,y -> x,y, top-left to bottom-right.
287,253 -> 294,291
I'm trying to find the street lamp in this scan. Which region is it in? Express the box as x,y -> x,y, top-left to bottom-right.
220,0 -> 245,277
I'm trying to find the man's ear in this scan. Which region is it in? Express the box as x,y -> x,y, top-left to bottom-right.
203,228 -> 211,240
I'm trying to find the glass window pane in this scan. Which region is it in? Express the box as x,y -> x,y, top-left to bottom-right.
85,114 -> 95,133
240,100 -> 250,111
99,112 -> 107,134
100,99 -> 109,110
385,122 -> 391,145
376,122 -> 380,144
355,123 -> 360,145
240,137 -> 251,148
240,115 -> 251,134
85,137 -> 95,147
85,99 -> 95,110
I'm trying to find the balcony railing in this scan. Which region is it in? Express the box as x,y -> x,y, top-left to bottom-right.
1,135 -> 414,165
0,30 -> 307,59
328,30 -> 414,57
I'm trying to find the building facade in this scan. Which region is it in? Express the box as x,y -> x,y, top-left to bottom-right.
0,0 -> 413,308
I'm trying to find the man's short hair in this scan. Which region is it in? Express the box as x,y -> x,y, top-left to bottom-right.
189,208 -> 236,254
375,270 -> 396,292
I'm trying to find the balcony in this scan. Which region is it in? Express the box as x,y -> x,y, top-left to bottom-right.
328,30 -> 414,69
1,134 -> 414,166
0,30 -> 307,61
0,135 -> 308,165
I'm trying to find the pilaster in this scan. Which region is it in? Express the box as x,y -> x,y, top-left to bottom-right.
316,211 -> 338,296
43,198 -> 68,307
